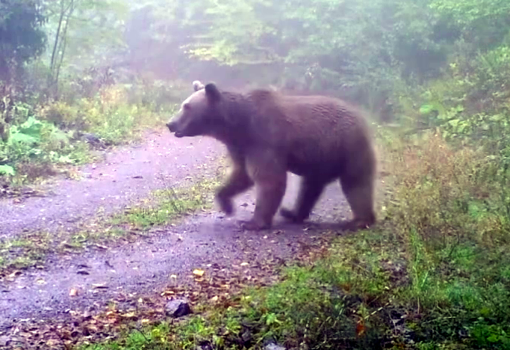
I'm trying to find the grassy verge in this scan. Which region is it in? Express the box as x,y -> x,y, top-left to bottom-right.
0,170 -> 224,278
81,131 -> 510,350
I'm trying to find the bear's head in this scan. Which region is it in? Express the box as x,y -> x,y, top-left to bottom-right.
166,80 -> 223,138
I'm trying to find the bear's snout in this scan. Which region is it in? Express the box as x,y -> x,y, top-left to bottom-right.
166,120 -> 186,138
166,121 -> 177,132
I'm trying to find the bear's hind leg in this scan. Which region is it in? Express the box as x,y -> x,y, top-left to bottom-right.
339,175 -> 376,231
280,177 -> 326,223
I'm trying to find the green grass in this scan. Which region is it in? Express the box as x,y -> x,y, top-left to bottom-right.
111,185 -> 211,229
80,225 -> 510,350
0,174 -> 222,277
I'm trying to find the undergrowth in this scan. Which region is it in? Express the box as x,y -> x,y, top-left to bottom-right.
0,82 -> 181,188
83,131 -> 510,350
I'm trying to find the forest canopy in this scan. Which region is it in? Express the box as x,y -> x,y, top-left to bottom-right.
1,0 -> 508,107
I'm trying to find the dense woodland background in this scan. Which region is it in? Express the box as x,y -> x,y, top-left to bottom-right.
2,0 -> 510,349
2,0 -> 510,179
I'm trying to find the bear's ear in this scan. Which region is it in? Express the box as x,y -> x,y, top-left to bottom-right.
192,80 -> 205,91
205,83 -> 221,103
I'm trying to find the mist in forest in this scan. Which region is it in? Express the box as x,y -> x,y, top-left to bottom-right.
2,2 -> 510,349
1,0 -> 510,174
2,1 -> 508,117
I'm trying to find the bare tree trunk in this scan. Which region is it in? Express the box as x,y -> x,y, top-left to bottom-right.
49,0 -> 77,100
54,0 -> 75,99
49,0 -> 65,85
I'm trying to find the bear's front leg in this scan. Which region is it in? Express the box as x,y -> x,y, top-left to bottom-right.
215,156 -> 254,216
242,151 -> 287,231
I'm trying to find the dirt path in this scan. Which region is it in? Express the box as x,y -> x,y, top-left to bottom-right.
0,129 -> 220,239
0,128 -> 352,342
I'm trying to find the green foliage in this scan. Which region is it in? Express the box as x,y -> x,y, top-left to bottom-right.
0,114 -> 89,183
381,131 -> 510,349
113,179 -> 218,229
41,0 -> 129,98
403,44 -> 510,173
430,0 -> 510,49
0,164 -> 15,176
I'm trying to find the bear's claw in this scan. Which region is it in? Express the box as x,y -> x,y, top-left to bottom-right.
239,219 -> 270,231
216,195 -> 234,216
280,208 -> 305,223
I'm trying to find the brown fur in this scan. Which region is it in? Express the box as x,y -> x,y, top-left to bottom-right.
166,81 -> 377,231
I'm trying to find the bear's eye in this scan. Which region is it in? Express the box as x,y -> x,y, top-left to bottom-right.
183,103 -> 191,111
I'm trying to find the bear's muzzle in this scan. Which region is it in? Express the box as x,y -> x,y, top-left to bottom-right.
166,121 -> 177,132
166,121 -> 185,138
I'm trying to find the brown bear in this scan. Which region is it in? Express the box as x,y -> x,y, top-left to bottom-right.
166,80 -> 377,231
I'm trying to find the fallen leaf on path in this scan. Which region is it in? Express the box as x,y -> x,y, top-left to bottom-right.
356,321 -> 366,337
193,269 -> 205,277
121,312 -> 136,319
8,271 -> 21,279
46,339 -> 60,347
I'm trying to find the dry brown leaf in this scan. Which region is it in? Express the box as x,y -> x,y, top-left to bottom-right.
356,321 -> 366,337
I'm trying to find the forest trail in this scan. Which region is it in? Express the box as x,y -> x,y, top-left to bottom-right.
0,128 -> 351,341
0,129 -> 220,239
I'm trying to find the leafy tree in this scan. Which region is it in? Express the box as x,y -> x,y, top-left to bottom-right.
0,0 -> 46,142
0,0 -> 46,85
140,0 -> 456,113
430,0 -> 510,50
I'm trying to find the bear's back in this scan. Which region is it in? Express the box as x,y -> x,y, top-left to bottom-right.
245,90 -> 369,147
239,90 -> 373,177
